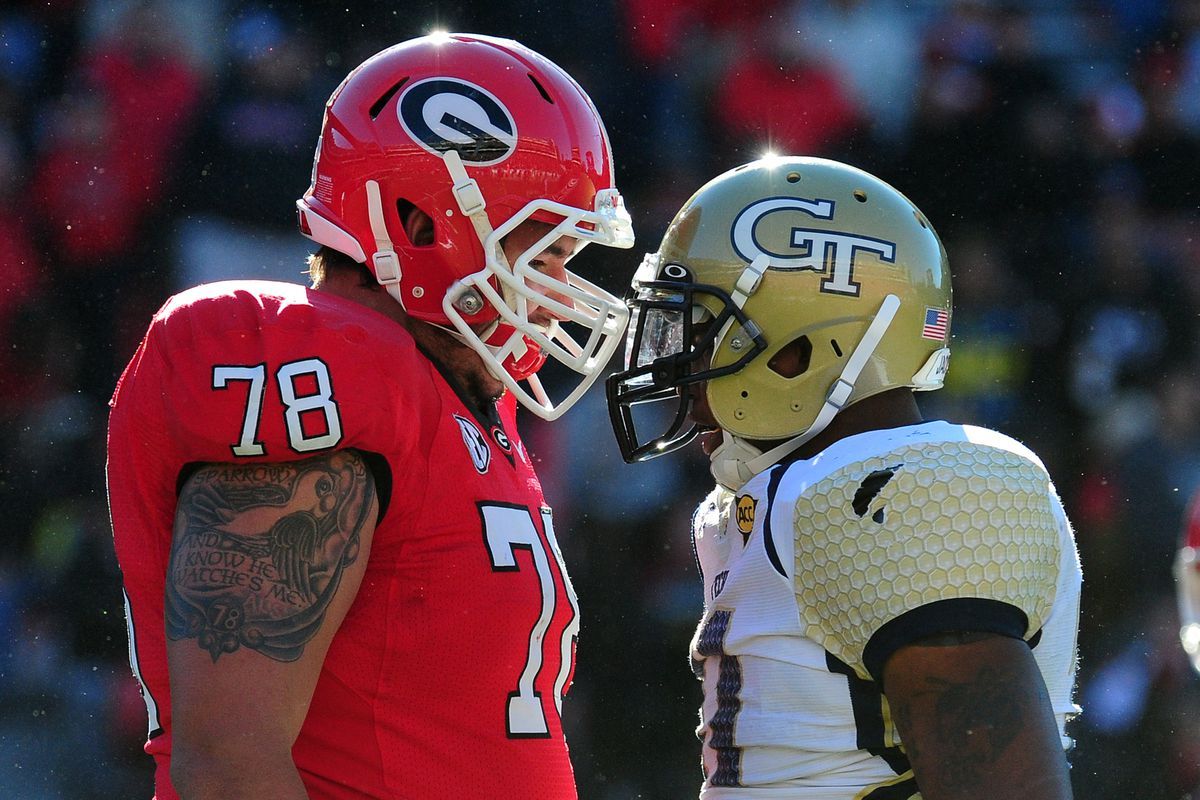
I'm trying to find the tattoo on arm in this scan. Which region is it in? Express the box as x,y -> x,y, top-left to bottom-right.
166,451 -> 374,663
890,665 -> 1028,793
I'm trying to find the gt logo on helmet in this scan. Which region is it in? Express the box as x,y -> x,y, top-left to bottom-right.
731,197 -> 896,298
398,77 -> 517,165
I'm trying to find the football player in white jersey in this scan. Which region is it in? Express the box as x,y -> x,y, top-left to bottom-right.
607,157 -> 1082,799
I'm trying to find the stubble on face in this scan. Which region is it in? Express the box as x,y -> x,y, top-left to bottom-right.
405,319 -> 507,406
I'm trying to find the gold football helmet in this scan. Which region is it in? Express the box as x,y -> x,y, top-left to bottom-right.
607,156 -> 952,488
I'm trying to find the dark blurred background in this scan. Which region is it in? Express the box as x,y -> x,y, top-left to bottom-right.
1,0 -> 1199,797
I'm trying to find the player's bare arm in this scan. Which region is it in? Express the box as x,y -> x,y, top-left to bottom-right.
166,452 -> 373,661
166,449 -> 378,800
884,631 -> 1073,800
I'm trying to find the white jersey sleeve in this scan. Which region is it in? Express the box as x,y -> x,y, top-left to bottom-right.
689,422 -> 1081,799
791,435 -> 1061,682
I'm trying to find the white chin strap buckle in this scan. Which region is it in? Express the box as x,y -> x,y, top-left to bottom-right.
827,378 -> 854,410
365,179 -> 403,301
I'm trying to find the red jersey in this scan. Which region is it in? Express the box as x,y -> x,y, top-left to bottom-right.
108,280 -> 580,799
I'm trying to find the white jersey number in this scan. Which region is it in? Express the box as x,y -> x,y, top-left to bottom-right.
481,503 -> 580,737
213,359 -> 343,456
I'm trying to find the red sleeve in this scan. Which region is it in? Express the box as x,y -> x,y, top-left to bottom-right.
107,280 -> 426,786
143,281 -> 413,468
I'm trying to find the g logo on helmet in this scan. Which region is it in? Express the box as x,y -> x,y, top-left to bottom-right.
398,77 -> 518,165
731,197 -> 896,298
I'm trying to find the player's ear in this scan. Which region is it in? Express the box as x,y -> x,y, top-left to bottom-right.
400,202 -> 435,247
767,336 -> 813,378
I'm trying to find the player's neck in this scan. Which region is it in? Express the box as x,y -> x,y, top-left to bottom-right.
756,388 -> 925,462
315,276 -> 506,410
406,320 -> 507,411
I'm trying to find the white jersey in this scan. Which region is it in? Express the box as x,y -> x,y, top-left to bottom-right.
690,421 -> 1081,799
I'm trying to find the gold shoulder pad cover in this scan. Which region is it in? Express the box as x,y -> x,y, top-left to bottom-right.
793,440 -> 1061,678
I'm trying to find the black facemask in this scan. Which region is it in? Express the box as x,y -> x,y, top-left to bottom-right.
605,261 -> 767,463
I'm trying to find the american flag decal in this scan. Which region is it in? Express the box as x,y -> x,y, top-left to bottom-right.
922,308 -> 948,341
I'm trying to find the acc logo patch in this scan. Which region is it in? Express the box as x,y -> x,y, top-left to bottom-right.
453,414 -> 491,473
735,494 -> 757,538
398,77 -> 517,165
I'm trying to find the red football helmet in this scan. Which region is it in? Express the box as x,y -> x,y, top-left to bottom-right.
297,32 -> 634,419
1178,491 -> 1200,673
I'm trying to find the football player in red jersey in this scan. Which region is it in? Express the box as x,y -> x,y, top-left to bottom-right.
107,33 -> 633,800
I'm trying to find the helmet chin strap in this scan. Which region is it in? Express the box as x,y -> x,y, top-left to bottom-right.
442,150 -> 558,408
443,149 -> 523,309
443,150 -> 498,259
709,294 -> 902,490
365,179 -> 404,306
441,149 -> 527,363
365,153 -> 567,415
365,173 -> 488,347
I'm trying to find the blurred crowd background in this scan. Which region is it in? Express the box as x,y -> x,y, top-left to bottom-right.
1,0 -> 1199,797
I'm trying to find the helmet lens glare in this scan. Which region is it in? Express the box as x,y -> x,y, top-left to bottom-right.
635,305 -> 684,368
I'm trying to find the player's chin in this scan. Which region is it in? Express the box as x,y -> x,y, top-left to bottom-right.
698,426 -> 722,456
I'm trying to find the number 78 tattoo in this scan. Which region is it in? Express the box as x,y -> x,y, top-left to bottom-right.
165,450 -> 373,662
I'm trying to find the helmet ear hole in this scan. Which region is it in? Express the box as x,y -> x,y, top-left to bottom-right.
397,199 -> 435,247
768,336 -> 812,378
